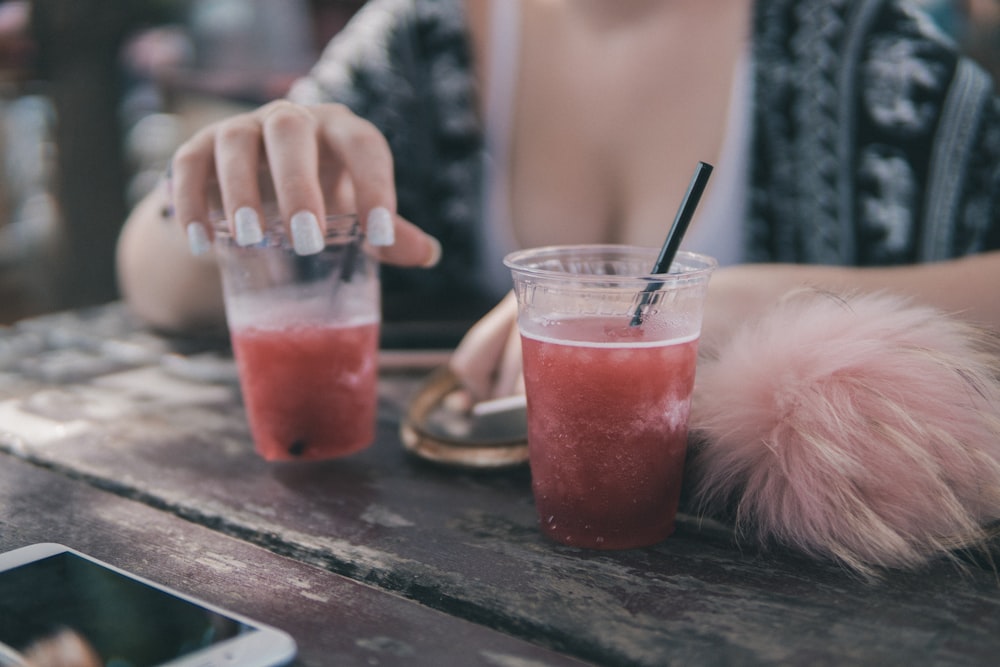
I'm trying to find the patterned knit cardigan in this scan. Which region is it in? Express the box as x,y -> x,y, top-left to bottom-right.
289,0 -> 1000,320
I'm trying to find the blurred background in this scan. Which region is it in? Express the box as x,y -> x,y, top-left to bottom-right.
0,0 -> 997,326
0,0 -> 365,325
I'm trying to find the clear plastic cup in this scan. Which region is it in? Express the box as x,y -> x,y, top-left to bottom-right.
214,214 -> 380,462
505,245 -> 716,549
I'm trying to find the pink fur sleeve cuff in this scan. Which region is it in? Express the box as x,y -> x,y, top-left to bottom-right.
688,289 -> 1000,577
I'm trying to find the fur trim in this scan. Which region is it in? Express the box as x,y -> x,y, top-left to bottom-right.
689,290 -> 1000,576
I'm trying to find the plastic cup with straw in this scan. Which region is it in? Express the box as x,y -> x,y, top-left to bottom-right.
503,164 -> 717,549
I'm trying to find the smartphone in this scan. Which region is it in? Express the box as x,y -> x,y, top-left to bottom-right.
0,543 -> 297,667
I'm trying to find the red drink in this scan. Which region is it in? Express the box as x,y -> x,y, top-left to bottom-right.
231,320 -> 379,461
520,318 -> 698,549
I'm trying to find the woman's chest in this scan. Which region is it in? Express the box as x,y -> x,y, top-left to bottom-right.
501,1 -> 749,249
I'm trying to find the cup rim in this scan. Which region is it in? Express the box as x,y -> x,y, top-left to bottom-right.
503,245 -> 717,283
211,211 -> 360,240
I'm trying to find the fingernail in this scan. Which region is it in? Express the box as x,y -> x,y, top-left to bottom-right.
290,210 -> 325,255
187,222 -> 210,256
366,206 -> 395,246
234,207 -> 263,246
422,236 -> 442,268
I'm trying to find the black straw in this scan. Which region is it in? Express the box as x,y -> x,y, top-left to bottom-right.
629,161 -> 713,326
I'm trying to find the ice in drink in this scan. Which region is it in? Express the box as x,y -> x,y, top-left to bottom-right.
231,319 -> 379,461
521,317 -> 698,549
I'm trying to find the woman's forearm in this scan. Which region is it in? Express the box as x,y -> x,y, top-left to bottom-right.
703,251 -> 1000,347
829,251 -> 1000,328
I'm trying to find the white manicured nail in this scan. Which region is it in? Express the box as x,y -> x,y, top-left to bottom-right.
186,222 -> 210,256
366,206 -> 395,246
290,211 -> 325,255
422,236 -> 442,268
234,207 -> 263,246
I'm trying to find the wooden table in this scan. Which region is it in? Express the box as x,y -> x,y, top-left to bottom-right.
1,304 -> 999,666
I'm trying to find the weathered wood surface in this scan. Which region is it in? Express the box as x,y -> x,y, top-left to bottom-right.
0,455 -> 590,667
2,304 -> 1000,666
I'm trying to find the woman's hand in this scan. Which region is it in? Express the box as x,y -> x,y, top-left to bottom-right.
170,100 -> 440,267
445,266 -> 787,407
445,271 -> 774,408
117,100 -> 442,333
448,292 -> 524,404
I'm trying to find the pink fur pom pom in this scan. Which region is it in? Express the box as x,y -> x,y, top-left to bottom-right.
689,290 -> 1000,576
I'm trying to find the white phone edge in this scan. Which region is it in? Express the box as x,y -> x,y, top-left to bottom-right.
0,543 -> 298,667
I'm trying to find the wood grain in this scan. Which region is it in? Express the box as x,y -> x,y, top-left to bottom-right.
2,304 -> 999,666
0,456 -> 589,667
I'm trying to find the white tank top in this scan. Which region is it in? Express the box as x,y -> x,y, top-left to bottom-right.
476,0 -> 750,297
